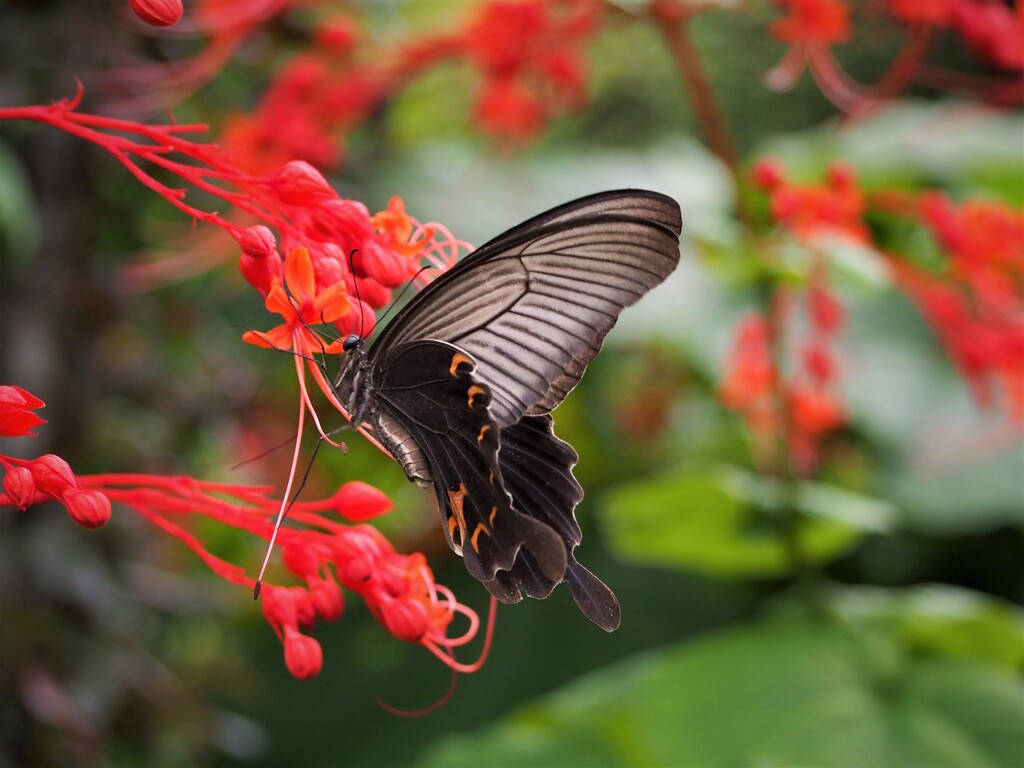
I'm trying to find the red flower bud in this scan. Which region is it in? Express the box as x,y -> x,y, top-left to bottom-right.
262,585 -> 316,630
826,162 -> 857,191
128,0 -> 183,27
29,454 -> 79,497
239,249 -> 283,296
3,466 -> 36,510
283,541 -> 322,578
238,225 -> 278,259
283,626 -> 323,679
62,488 -> 112,529
315,17 -> 359,54
309,574 -> 344,621
271,161 -> 337,206
809,286 -> 845,333
332,481 -> 392,522
752,158 -> 785,191
803,342 -> 836,384
380,597 -> 430,643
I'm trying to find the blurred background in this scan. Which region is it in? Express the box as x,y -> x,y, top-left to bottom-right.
1,1 -> 1021,766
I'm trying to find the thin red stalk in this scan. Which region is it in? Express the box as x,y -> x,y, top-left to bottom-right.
655,10 -> 753,229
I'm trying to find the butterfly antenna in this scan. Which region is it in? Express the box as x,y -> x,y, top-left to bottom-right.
346,248 -> 366,340
253,421 -> 355,600
365,265 -> 432,339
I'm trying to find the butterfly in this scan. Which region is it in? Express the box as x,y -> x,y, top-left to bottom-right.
335,190 -> 682,631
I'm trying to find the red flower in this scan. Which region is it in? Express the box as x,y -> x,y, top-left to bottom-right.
0,385 -> 46,437
758,160 -> 869,244
242,247 -> 350,356
886,0 -> 954,27
891,194 -> 1024,421
771,0 -> 852,45
459,0 -> 600,142
474,79 -> 547,142
952,0 -> 1024,72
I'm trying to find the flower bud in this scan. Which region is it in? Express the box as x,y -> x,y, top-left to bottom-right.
238,225 -> 278,259
309,574 -> 344,621
3,466 -> 36,510
128,0 -> 183,27
332,481 -> 392,522
380,597 -> 429,643
283,626 -> 323,679
240,249 -> 283,296
29,454 -> 79,497
751,158 -> 785,191
62,488 -> 112,529
271,161 -> 337,207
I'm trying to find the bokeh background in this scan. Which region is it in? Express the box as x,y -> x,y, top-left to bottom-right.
1,1 -> 1022,766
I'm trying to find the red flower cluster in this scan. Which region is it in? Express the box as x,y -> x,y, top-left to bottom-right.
770,0 -> 851,46
891,194 -> 1024,420
753,158 -> 868,244
0,387 -> 113,528
1,386 -> 485,680
738,158 -> 1024,460
719,299 -> 846,476
222,1 -> 602,167
458,0 -> 600,143
223,16 -> 393,174
766,0 -> 1024,113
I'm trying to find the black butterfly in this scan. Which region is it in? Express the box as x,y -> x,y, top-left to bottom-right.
335,190 -> 682,631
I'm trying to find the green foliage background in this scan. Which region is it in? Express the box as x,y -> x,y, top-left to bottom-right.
0,2 -> 1021,767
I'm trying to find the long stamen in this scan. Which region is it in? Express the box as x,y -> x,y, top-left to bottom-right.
254,350 -> 309,598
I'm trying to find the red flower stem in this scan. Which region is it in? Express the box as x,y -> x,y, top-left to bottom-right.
655,10 -> 753,230
872,24 -> 934,102
116,497 -> 253,586
654,11 -> 813,582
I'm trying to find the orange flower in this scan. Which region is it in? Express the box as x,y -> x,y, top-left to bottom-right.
243,247 -> 351,355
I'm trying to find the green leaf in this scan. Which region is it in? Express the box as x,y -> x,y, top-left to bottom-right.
416,623 -> 1024,768
812,584 -> 1024,670
600,467 -> 894,577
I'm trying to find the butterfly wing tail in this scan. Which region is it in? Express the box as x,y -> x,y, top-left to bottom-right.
498,414 -> 620,630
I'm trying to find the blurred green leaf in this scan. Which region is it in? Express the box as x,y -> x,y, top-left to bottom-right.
810,584 -> 1024,671
417,622 -> 1024,768
0,141 -> 40,262
892,443 -> 1024,534
601,467 -> 892,577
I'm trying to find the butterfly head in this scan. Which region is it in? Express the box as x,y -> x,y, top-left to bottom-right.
342,334 -> 361,353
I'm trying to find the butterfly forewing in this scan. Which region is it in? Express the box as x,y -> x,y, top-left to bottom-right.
368,190 -> 683,427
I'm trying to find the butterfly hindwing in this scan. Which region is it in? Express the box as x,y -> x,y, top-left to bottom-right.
497,415 -> 621,631
370,339 -> 567,593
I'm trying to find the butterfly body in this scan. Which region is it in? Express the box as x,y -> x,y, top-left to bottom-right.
335,190 -> 682,631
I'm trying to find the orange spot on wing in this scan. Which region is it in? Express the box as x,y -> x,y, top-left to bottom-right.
467,384 -> 486,406
470,523 -> 491,553
448,514 -> 461,549
477,424 -> 490,442
447,483 -> 468,545
449,353 -> 472,376
489,506 -> 497,526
